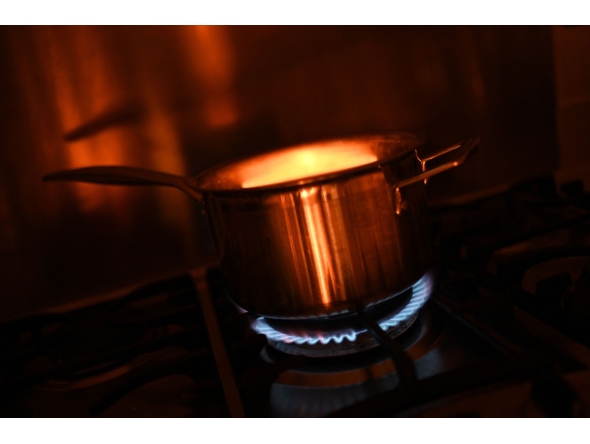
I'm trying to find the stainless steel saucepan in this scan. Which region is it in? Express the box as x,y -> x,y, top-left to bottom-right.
44,132 -> 479,319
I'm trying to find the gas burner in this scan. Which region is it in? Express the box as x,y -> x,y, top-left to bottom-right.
252,272 -> 434,357
263,307 -> 441,386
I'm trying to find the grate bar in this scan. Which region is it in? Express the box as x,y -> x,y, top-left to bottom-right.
192,268 -> 245,417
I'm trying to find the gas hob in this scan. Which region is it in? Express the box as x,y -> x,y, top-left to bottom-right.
3,174 -> 590,417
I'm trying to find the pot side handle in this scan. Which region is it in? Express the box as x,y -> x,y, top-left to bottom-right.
391,137 -> 480,214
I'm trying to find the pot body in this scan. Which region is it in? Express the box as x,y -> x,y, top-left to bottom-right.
201,146 -> 431,319
43,132 -> 477,319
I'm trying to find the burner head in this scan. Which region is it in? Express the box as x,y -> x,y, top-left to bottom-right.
252,272 -> 434,357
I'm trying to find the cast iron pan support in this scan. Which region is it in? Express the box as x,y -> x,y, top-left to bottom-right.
356,310 -> 417,390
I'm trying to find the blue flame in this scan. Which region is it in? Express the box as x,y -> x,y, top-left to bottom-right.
253,272 -> 434,345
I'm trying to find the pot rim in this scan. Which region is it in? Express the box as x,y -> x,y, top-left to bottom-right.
189,131 -> 426,196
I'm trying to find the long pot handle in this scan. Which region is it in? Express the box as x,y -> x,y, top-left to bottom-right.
42,166 -> 204,201
391,137 -> 480,214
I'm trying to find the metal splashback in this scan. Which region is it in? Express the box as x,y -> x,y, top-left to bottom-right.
0,26 -> 558,321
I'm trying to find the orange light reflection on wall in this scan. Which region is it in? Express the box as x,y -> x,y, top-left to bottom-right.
188,26 -> 239,129
42,26 -> 191,231
44,27 -> 135,216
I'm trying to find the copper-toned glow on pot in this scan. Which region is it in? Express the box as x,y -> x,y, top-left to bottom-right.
241,142 -> 377,189
299,187 -> 334,305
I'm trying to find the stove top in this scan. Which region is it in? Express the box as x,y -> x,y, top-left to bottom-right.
3,173 -> 590,417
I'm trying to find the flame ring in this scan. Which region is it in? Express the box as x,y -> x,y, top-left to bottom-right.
253,273 -> 434,345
